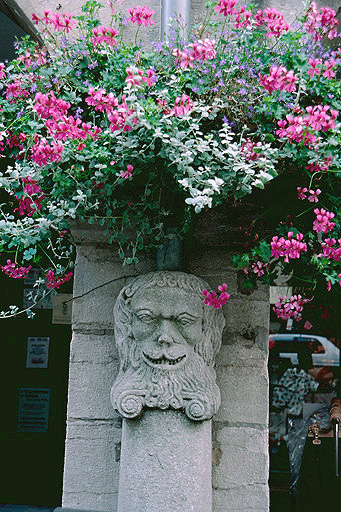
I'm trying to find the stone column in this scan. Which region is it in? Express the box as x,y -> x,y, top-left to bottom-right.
111,271 -> 225,512
62,227 -> 154,511
190,209 -> 270,512
117,411 -> 212,512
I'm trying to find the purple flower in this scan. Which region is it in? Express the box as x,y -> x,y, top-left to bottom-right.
238,88 -> 248,95
211,86 -> 219,93
51,77 -> 59,84
75,70 -> 82,77
16,109 -> 25,118
192,86 -> 200,93
218,79 -> 225,87
30,84 -> 38,93
83,79 -> 90,87
75,107 -> 84,119
88,60 -> 98,70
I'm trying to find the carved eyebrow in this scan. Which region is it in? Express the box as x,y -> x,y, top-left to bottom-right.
176,312 -> 199,320
134,308 -> 156,315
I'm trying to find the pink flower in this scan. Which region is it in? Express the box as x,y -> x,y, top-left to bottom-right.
308,188 -> 321,202
170,94 -> 193,117
254,7 -> 289,37
323,59 -> 336,79
270,232 -> 307,262
259,66 -> 298,94
32,13 -> 40,25
15,177 -> 45,216
297,187 -> 308,200
121,164 -> 134,179
91,26 -> 119,47
305,157 -> 333,173
273,294 -> 312,321
1,260 -> 32,279
307,58 -> 321,77
0,63 -> 6,79
252,261 -> 267,277
234,6 -> 252,28
125,66 -> 144,87
31,137 -> 64,167
303,2 -> 338,41
214,0 -> 238,17
85,87 -> 118,113
318,238 -> 341,261
313,208 -> 335,234
202,283 -> 230,309
107,96 -> 138,132
127,5 -> 155,26
45,270 -> 73,289
142,69 -> 156,87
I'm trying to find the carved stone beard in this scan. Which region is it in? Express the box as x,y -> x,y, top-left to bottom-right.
111,340 -> 221,421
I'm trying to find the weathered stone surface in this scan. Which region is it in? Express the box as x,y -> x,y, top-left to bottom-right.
63,421 -> 121,511
215,366 -> 269,427
213,485 -> 269,512
117,410 -> 212,512
70,333 -> 118,365
67,359 -> 118,419
62,491 -> 118,512
213,427 -> 268,489
216,343 -> 268,368
111,271 -> 225,421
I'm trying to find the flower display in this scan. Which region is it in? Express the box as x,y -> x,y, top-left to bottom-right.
0,0 -> 339,318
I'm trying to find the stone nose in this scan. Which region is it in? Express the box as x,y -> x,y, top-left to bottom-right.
157,319 -> 177,346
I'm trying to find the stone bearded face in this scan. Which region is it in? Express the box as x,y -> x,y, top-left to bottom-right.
111,271 -> 225,421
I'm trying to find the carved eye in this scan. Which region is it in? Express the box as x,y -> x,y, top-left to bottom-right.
137,313 -> 155,324
178,316 -> 193,326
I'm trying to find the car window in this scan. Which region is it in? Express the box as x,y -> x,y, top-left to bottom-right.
307,339 -> 325,354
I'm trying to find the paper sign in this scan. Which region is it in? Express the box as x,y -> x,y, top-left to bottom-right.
52,294 -> 73,324
26,337 -> 50,369
17,388 -> 50,433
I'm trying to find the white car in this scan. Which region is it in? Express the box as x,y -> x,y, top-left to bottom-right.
269,334 -> 340,367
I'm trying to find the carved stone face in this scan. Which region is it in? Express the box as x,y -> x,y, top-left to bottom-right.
111,271 -> 225,421
130,287 -> 203,372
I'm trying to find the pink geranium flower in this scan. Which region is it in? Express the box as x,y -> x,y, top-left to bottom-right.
121,164 -> 134,179
307,188 -> 321,202
297,187 -> 307,200
127,5 -> 155,26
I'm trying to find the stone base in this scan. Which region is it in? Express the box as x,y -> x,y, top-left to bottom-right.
117,410 -> 212,512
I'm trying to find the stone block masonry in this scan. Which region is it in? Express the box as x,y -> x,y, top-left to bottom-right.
62,230 -> 269,512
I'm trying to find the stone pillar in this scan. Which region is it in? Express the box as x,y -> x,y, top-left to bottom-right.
111,271 -> 225,512
188,233 -> 270,511
117,411 -> 212,512
62,227 -> 154,511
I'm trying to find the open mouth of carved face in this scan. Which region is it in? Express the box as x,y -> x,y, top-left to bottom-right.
142,352 -> 186,368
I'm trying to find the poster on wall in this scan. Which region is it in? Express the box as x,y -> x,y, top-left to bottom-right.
26,337 -> 50,369
17,388 -> 50,433
52,294 -> 73,324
